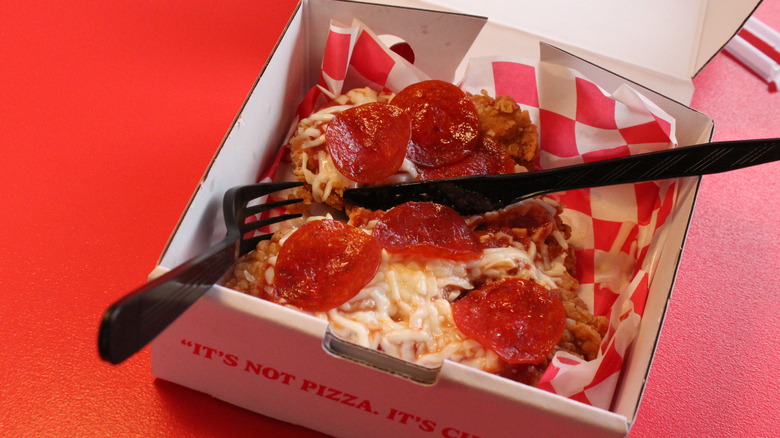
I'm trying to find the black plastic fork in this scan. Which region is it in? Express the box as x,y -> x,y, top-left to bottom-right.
98,181 -> 303,365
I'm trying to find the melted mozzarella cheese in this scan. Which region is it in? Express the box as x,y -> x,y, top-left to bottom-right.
264,201 -> 571,371
273,123 -> 574,372
320,204 -> 570,371
300,149 -> 354,202
288,87 -> 421,202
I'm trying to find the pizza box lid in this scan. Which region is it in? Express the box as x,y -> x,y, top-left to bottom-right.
370,0 -> 762,102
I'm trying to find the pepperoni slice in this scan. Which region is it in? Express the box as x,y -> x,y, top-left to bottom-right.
325,102 -> 411,183
418,137 -> 516,180
391,80 -> 480,167
372,202 -> 480,260
273,219 -> 382,312
452,278 -> 566,364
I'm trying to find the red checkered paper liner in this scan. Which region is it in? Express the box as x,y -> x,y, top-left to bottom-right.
461,57 -> 676,409
298,19 -> 428,127
461,57 -> 679,408
264,20 -> 679,411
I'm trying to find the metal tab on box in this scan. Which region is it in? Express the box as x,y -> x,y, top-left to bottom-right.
323,327 -> 441,385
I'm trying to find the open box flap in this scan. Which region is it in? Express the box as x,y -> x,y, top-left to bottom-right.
696,0 -> 764,74
369,0 -> 762,102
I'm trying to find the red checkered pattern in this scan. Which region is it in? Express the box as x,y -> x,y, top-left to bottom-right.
268,23 -> 682,410
296,21 -> 428,120
463,58 -> 678,408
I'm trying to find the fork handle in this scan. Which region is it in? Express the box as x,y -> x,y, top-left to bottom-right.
98,238 -> 237,365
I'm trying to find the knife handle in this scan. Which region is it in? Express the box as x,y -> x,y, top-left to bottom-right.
487,137 -> 780,203
343,138 -> 780,214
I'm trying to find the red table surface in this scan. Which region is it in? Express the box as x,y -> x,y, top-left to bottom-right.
1,1 -> 778,436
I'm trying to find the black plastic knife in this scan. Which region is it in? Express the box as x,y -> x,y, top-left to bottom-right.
343,138 -> 780,215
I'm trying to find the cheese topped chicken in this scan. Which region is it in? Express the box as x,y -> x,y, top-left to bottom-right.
222,81 -> 606,387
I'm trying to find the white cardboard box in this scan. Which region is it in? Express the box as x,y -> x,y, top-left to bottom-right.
149,1 -> 761,436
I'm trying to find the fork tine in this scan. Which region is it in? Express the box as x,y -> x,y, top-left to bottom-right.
238,210 -> 302,255
239,233 -> 273,255
225,182 -> 303,233
236,181 -> 304,202
244,197 -> 303,218
230,182 -> 305,254
239,212 -> 302,234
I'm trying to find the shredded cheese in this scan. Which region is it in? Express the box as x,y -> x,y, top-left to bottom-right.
300,199 -> 573,372
287,87 -> 422,203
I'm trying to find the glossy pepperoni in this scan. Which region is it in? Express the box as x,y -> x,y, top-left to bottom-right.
273,219 -> 382,312
418,137 -> 516,180
372,202 -> 480,260
391,80 -> 480,167
452,278 -> 566,364
326,102 -> 411,183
